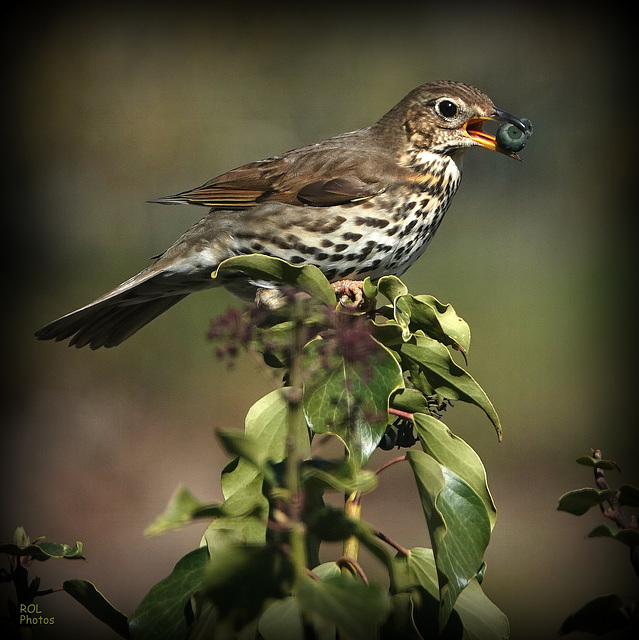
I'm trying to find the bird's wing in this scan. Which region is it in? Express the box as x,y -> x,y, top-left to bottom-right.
151,131 -> 397,208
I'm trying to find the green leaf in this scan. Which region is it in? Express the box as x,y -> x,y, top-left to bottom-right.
213,254 -> 336,306
0,540 -> 85,562
257,564 -> 342,640
297,574 -> 391,640
303,334 -> 404,468
245,389 -> 310,461
377,275 -> 409,302
204,389 -> 304,550
393,546 -> 439,598
587,525 -> 639,547
399,334 -> 501,440
216,429 -> 275,482
203,544 -> 294,631
129,547 -> 209,640
301,459 -> 377,495
413,414 -> 497,529
390,388 -> 432,414
412,295 -> 471,354
559,593 -> 630,636
145,485 -> 223,537
304,505 -> 357,542
392,548 -> 508,640
375,278 -> 470,356
406,450 -> 492,630
257,596 -> 303,640
395,294 -> 470,356
371,318 -> 406,349
619,484 -> 639,507
453,577 -> 510,640
63,579 -> 129,639
362,277 -> 378,299
556,488 -> 617,516
575,456 -> 621,471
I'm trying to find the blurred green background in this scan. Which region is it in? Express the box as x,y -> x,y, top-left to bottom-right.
3,3 -> 636,639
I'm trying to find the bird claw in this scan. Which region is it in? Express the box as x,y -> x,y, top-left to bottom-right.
332,280 -> 374,312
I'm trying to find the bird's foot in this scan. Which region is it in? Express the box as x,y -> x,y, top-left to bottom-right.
255,288 -> 287,310
255,280 -> 375,314
332,280 -> 375,314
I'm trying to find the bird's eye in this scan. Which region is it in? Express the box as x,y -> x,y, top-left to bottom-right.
435,99 -> 458,119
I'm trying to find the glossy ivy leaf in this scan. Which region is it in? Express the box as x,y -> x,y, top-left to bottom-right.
393,548 -> 509,640
216,429 -> 277,484
202,544 -> 294,632
399,334 -> 502,440
257,563 -> 341,640
145,485 -> 223,537
374,276 -> 470,354
302,335 -> 404,468
304,504 -> 358,542
129,547 -> 209,640
63,579 -> 129,639
413,413 -> 497,529
559,593 -> 630,636
213,254 -> 336,307
396,295 -> 470,356
246,388 -> 311,460
575,456 -> 621,471
556,488 -> 617,516
376,274 -> 409,301
0,540 -> 85,562
406,450 -> 492,630
362,276 -> 379,300
454,577 -> 510,640
297,573 -> 391,640
619,484 -> 639,507
389,388 -> 433,414
301,458 -> 377,495
587,525 -> 639,547
371,318 -> 406,350
408,294 -> 470,355
204,389 -> 305,550
256,596 -> 305,640
209,387 -> 306,545
393,546 -> 439,598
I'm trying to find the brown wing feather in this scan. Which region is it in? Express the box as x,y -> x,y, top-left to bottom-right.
151,128 -> 401,209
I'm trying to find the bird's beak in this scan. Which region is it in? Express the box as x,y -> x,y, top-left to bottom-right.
464,108 -> 532,160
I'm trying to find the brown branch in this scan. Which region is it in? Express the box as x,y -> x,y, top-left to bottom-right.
592,449 -> 631,530
592,449 -> 639,578
305,567 -> 321,581
374,529 -> 410,557
389,408 -> 414,421
336,556 -> 369,584
374,454 -> 407,476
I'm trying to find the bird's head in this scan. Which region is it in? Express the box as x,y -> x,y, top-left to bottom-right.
378,81 -> 532,162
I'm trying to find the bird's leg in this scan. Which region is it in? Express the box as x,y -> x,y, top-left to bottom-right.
255,280 -> 374,313
254,288 -> 287,310
332,279 -> 365,308
331,279 -> 376,316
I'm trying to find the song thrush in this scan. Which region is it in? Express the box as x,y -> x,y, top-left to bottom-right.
36,81 -> 531,349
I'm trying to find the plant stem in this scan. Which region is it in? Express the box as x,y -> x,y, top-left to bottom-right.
374,529 -> 410,556
284,311 -> 309,586
388,407 -> 414,421
374,454 -> 407,476
342,491 -> 361,564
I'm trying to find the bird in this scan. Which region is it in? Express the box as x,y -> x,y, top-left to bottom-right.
35,81 -> 531,350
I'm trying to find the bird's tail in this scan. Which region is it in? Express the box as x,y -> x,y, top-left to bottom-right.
35,293 -> 188,349
33,248 -> 216,350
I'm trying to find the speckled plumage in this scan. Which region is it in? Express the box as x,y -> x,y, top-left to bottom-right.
36,81 -> 528,349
